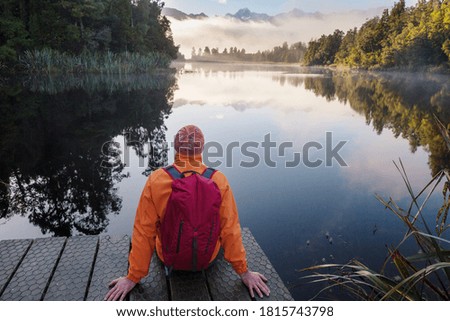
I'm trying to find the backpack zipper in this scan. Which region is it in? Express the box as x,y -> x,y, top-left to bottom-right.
204,219 -> 215,255
176,220 -> 184,253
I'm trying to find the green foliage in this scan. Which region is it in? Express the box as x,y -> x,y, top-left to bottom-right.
303,30 -> 344,66
0,1 -> 32,64
335,28 -> 358,66
192,41 -> 307,63
0,0 -> 178,71
443,39 -> 450,59
19,48 -> 172,74
303,0 -> 450,69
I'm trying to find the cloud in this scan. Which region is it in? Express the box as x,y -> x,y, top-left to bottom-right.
281,0 -> 391,13
169,8 -> 384,57
218,0 -> 227,4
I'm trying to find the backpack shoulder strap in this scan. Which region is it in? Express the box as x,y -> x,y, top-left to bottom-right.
202,167 -> 216,179
164,165 -> 183,180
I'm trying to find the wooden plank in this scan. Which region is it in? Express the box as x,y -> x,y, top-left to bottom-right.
129,254 -> 169,301
0,239 -> 32,298
130,229 -> 293,301
0,229 -> 292,301
206,250 -> 251,301
169,270 -> 211,301
44,236 -> 98,301
86,235 -> 130,301
242,228 -> 294,301
0,237 -> 66,301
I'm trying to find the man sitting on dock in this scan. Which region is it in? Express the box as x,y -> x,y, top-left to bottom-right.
105,125 -> 270,301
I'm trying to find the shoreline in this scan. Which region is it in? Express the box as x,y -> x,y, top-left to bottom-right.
174,59 -> 450,75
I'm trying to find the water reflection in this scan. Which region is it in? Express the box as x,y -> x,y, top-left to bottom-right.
178,64 -> 449,175
1,63 -> 448,300
300,72 -> 450,175
0,73 -> 176,236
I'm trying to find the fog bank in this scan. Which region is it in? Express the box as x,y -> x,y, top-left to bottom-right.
169,8 -> 384,58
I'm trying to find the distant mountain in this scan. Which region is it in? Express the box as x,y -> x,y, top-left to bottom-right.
273,9 -> 324,20
225,8 -> 271,22
162,7 -> 208,20
163,7 -> 272,22
163,7 -> 380,24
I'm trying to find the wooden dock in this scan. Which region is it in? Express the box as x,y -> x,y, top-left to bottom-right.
0,228 -> 293,301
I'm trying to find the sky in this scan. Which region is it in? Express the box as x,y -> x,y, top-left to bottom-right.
163,0 -> 418,16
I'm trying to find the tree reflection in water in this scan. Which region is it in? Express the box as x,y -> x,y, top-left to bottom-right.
0,73 -> 176,236
274,71 -> 450,175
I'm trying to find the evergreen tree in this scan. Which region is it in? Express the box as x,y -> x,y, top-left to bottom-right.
0,1 -> 31,63
0,0 -> 179,66
303,0 -> 449,69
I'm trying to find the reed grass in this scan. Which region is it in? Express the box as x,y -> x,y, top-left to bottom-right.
301,119 -> 450,300
22,72 -> 176,95
19,48 -> 172,74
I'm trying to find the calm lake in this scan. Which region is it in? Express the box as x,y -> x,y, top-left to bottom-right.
0,63 -> 448,300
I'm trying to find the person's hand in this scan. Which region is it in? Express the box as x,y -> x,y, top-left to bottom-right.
240,270 -> 270,298
104,277 -> 136,301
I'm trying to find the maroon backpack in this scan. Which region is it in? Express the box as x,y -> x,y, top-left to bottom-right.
160,165 -> 222,271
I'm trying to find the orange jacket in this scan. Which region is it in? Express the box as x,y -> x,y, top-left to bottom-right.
126,153 -> 248,283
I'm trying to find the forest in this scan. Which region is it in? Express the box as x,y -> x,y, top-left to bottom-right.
191,42 -> 307,64
303,0 -> 450,69
0,0 -> 178,73
192,1 -> 449,69
1,1 -> 448,71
